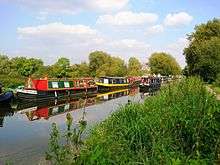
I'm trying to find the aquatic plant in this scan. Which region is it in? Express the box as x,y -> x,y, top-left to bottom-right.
46,112 -> 87,164
78,77 -> 220,164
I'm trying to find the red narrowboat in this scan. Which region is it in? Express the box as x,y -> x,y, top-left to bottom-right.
16,77 -> 97,100
139,76 -> 161,92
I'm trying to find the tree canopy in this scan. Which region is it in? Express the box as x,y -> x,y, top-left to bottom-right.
50,57 -> 71,78
89,51 -> 127,77
184,18 -> 220,82
127,57 -> 142,76
149,52 -> 181,76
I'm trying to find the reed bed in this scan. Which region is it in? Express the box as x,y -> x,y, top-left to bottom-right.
77,77 -> 220,164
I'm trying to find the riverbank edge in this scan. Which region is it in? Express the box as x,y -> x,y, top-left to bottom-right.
76,77 -> 220,164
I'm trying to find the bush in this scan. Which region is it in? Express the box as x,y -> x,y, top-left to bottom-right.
78,77 -> 220,164
0,74 -> 25,89
214,73 -> 220,87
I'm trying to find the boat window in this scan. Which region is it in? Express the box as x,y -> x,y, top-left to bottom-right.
69,81 -> 74,87
48,82 -> 52,88
52,82 -> 59,88
109,79 -> 112,84
58,81 -> 64,88
104,78 -> 109,84
64,82 -> 70,88
116,79 -> 118,84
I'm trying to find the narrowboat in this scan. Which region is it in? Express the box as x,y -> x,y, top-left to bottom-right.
96,77 -> 129,92
16,77 -> 97,100
127,76 -> 141,87
0,92 -> 13,105
139,76 -> 161,92
0,82 -> 13,105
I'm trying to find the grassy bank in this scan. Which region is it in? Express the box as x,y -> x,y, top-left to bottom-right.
211,85 -> 220,95
77,77 -> 220,164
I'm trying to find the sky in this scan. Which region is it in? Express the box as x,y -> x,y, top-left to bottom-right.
0,0 -> 219,67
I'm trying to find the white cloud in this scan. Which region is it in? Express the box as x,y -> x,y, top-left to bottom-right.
18,22 -> 97,37
145,25 -> 164,36
97,11 -> 158,26
90,0 -> 129,12
109,39 -> 150,50
104,39 -> 151,60
16,23 -> 104,64
9,0 -> 129,14
16,22 -> 151,64
166,37 -> 189,67
164,12 -> 193,27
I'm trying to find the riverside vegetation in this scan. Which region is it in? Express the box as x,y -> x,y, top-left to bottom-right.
46,77 -> 220,164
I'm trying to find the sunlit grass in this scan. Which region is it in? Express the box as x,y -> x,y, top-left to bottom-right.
78,77 -> 220,164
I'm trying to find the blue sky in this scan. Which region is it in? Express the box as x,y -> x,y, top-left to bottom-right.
0,0 -> 219,67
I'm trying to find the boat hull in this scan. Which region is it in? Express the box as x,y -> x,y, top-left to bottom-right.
96,82 -> 129,92
0,92 -> 13,105
17,87 -> 97,101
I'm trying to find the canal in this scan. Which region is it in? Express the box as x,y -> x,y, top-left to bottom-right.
0,88 -> 153,164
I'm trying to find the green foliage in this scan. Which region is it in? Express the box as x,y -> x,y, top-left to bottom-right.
0,52 -> 130,88
71,62 -> 90,78
10,57 -> 44,77
89,51 -> 109,77
78,77 -> 220,164
182,66 -> 189,77
89,51 -> 127,77
0,55 -> 11,75
127,57 -> 142,76
46,113 -> 87,165
149,52 -> 181,75
0,75 -> 25,89
214,73 -> 220,87
50,57 -> 71,78
184,18 -> 220,82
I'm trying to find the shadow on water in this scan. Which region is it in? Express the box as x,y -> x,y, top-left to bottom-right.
0,87 -> 156,164
0,105 -> 14,128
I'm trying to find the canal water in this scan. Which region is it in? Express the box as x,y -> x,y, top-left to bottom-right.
0,88 -> 153,164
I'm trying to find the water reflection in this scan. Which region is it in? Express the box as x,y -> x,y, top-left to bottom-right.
0,87 -> 153,127
15,88 -> 142,122
0,104 -> 14,127
0,87 -> 155,164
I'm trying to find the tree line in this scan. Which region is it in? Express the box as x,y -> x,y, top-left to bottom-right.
0,51 -> 181,88
183,18 -> 220,84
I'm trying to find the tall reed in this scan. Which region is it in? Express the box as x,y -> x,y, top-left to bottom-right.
78,77 -> 220,164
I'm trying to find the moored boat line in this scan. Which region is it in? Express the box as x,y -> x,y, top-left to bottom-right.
11,75 -> 173,101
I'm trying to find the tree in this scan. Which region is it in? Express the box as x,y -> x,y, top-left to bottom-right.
96,56 -> 127,77
89,51 -> 127,77
184,18 -> 220,82
0,55 -> 11,75
51,57 -> 70,78
70,62 -> 90,78
149,52 -> 181,75
127,57 -> 142,76
89,51 -> 109,77
11,57 -> 43,77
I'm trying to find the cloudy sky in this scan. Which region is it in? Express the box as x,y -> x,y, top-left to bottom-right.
0,0 -> 219,67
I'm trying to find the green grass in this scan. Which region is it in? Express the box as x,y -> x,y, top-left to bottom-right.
77,77 -> 220,164
212,86 -> 220,95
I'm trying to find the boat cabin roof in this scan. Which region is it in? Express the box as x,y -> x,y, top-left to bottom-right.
99,76 -> 126,79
